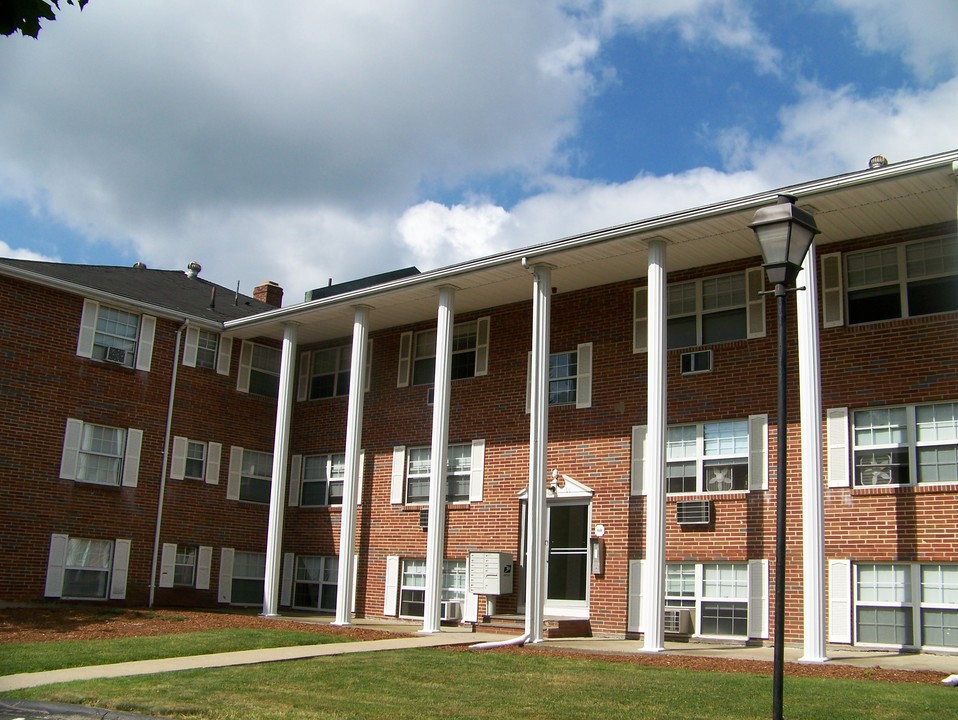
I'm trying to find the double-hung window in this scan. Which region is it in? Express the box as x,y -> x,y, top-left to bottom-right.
405,444 -> 470,503
76,299 -> 156,371
845,402 -> 958,487
398,559 -> 465,619
526,344 -> 593,410
665,420 -> 751,493
171,436 -> 221,484
307,345 -> 351,399
659,561 -> 764,639
634,269 -> 765,352
293,555 -> 338,611
227,448 -> 273,503
63,538 -> 114,599
238,341 -> 281,397
184,441 -> 207,480
843,235 -> 958,325
301,453 -> 346,506
60,419 -> 143,488
230,551 -> 266,605
397,318 -> 490,387
194,330 -> 219,369
173,546 -> 197,586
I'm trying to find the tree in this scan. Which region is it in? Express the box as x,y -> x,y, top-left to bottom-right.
1,0 -> 88,38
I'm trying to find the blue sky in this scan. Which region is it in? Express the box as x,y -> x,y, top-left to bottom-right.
0,0 -> 956,302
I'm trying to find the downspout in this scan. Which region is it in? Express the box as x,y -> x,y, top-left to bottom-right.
148,320 -> 188,607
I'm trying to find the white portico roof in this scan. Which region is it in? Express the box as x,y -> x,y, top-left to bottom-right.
225,149 -> 958,345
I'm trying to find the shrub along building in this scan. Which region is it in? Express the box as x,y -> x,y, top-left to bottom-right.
1,149 -> 956,658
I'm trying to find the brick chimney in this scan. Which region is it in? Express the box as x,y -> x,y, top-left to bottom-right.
253,281 -> 284,308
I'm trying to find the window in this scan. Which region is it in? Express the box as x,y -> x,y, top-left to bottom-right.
77,299 -> 156,371
63,538 -> 114,599
549,351 -> 578,405
231,551 -> 266,605
238,341 -> 281,397
666,420 -> 750,493
174,546 -> 197,587
184,441 -> 207,480
399,559 -> 465,619
669,274 -> 750,348
307,345 -> 351,399
663,562 -> 756,638
239,450 -> 272,503
851,402 -> 958,487
293,555 -> 338,611
397,318 -> 489,387
853,563 -> 958,649
302,453 -> 345,506
845,235 -> 958,325
405,444 -> 471,504
195,330 -> 219,369
413,322 -> 480,385
77,423 -> 126,486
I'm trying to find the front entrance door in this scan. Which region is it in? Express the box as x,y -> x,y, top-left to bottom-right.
545,503 -> 590,617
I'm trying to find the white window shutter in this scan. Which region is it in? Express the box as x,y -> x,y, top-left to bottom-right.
135,315 -> 156,372
633,287 -> 648,354
463,556 -> 479,623
216,336 -> 233,376
159,542 -> 177,588
821,252 -> 844,328
575,343 -> 593,409
122,429 -> 143,488
44,533 -> 69,598
110,539 -> 131,599
397,331 -> 412,387
469,439 -> 485,502
826,408 -> 850,488
206,442 -> 222,485
631,425 -> 647,496
227,446 -> 243,500
182,327 -> 199,367
747,558 -> 769,639
748,414 -> 768,491
170,436 -> 188,480
236,341 -> 253,393
296,351 -> 310,402
196,546 -> 213,590
383,555 -> 400,615
357,449 -> 365,505
288,454 -> 302,507
474,317 -> 490,376
390,446 -> 406,504
746,268 -> 767,338
60,418 -> 83,480
218,548 -> 234,603
76,299 -> 98,359
828,559 -> 852,643
281,552 -> 295,607
525,351 -> 532,414
627,559 -> 645,632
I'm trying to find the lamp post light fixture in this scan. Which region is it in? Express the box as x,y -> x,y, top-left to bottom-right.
749,196 -> 819,720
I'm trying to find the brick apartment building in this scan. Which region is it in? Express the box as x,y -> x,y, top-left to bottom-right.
1,149 -> 956,658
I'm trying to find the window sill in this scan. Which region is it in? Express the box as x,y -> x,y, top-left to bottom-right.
851,482 -> 958,496
666,491 -> 751,502
401,502 -> 472,511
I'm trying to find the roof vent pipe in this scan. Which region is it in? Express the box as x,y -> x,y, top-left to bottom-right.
133,262 -> 147,269
868,155 -> 889,169
186,262 -> 202,279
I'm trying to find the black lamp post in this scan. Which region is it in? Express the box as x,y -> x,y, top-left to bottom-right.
749,196 -> 819,720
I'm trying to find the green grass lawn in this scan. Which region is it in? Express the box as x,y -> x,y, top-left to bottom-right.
0,628 -> 351,675
3,647 -> 953,720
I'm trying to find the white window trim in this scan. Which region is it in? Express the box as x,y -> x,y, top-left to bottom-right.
76,299 -> 156,372
59,418 -> 142,488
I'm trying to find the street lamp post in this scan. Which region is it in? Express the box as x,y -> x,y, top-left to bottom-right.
749,196 -> 819,720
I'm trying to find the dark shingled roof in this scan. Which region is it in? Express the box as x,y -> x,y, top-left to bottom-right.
0,258 -> 276,323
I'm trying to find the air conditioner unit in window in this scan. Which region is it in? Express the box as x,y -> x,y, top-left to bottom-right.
680,349 -> 712,375
441,600 -> 463,622
676,500 -> 711,526
105,346 -> 128,365
664,608 -> 694,635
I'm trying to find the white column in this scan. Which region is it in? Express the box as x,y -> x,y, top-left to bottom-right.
334,305 -> 371,626
797,244 -> 827,663
526,263 -> 552,644
262,322 -> 298,617
422,285 -> 456,633
641,239 -> 667,652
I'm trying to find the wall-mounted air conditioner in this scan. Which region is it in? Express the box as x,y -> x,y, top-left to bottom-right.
664,607 -> 694,635
680,349 -> 712,375
105,347 -> 128,365
441,600 -> 463,621
676,500 -> 711,526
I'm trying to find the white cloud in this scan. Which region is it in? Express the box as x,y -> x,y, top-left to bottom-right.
827,0 -> 958,81
397,202 -> 511,271
0,241 -> 59,263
